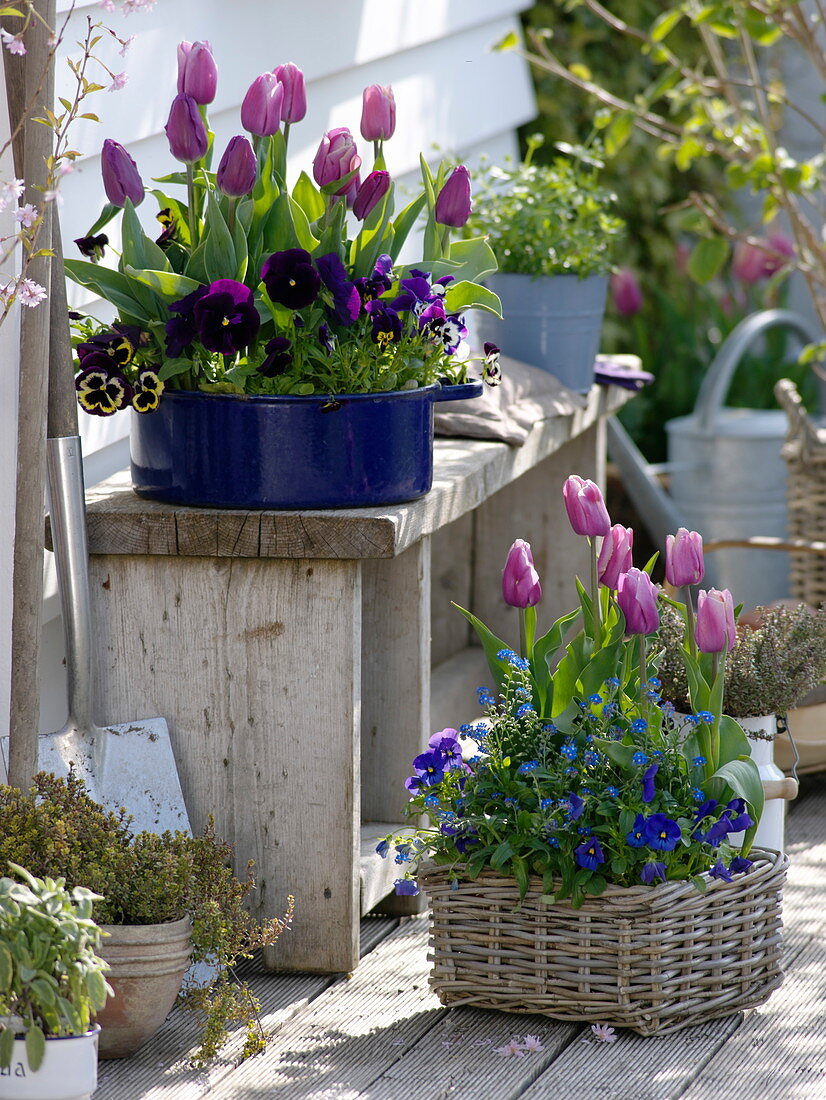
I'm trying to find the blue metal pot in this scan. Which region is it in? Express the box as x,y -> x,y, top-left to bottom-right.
130,381 -> 482,510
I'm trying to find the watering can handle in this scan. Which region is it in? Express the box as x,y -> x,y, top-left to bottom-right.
695,308 -> 822,433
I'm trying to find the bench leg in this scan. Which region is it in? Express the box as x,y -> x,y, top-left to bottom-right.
90,554 -> 363,974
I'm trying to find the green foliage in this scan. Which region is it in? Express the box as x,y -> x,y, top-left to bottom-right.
0,773 -> 294,1066
465,136 -> 624,278
0,866 -> 111,1069
658,602 -> 826,717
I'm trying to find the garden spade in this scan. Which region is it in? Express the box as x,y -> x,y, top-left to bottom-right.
1,222 -> 190,834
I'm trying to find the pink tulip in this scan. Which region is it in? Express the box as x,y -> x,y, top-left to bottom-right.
562,475 -> 611,538
695,589 -> 737,653
313,127 -> 361,192
361,84 -> 396,142
763,231 -> 795,276
176,40 -> 217,105
610,269 -> 643,317
241,73 -> 284,137
502,539 -> 542,608
274,62 -> 307,124
616,568 -> 660,635
598,524 -> 634,589
665,528 -> 705,588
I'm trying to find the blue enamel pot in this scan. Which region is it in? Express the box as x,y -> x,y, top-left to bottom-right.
130,381 -> 483,510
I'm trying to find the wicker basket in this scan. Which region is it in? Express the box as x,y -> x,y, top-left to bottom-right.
420,847 -> 788,1036
775,378 -> 826,607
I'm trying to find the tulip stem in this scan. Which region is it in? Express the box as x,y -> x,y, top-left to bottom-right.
589,537 -> 601,644
186,163 -> 197,248
283,122 -> 291,152
683,586 -> 698,660
227,197 -> 237,237
638,633 -> 648,723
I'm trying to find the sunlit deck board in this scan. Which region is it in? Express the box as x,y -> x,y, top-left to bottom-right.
100,784 -> 826,1099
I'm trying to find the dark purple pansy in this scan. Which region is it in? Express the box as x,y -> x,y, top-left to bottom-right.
694,798 -> 719,823
131,369 -> 164,413
366,301 -> 402,345
574,837 -> 605,870
642,762 -> 659,804
316,252 -> 361,325
483,341 -> 502,386
77,331 -> 134,366
165,285 -> 209,357
729,856 -> 753,875
640,861 -> 667,884
404,774 -> 425,793
702,816 -> 734,845
75,367 -> 133,417
391,274 -> 434,313
644,813 -> 681,852
454,826 -> 479,854
260,249 -> 321,310
74,233 -> 108,262
193,279 -> 261,355
318,323 -> 335,353
258,336 -> 293,377
420,302 -> 467,354
411,749 -> 446,785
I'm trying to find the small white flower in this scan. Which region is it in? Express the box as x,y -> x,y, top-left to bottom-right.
16,278 -> 48,308
493,1038 -> 527,1058
3,179 -> 25,202
519,1034 -> 544,1052
590,1023 -> 618,1043
43,189 -> 63,205
99,0 -> 116,10
15,203 -> 38,228
109,72 -> 128,92
1,29 -> 26,56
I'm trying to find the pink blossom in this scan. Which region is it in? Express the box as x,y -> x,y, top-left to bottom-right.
610,268 -> 643,316
15,203 -> 38,228
16,279 -> 48,308
493,1039 -> 527,1058
99,0 -> 116,10
1,29 -> 26,56
119,35 -> 135,57
590,1023 -> 617,1043
519,1035 -> 544,1052
109,72 -> 129,92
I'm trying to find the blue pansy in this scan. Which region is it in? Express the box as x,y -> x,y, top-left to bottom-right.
642,762 -> 659,803
640,861 -> 667,884
708,859 -> 733,883
626,814 -> 648,848
394,878 -> 420,896
645,813 -> 681,851
574,837 -> 605,870
376,839 -> 390,859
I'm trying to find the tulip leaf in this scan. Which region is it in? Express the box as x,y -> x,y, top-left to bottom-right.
707,757 -> 765,841
123,266 -> 202,301
120,199 -> 171,274
63,258 -> 151,322
203,190 -> 236,283
287,195 -> 319,253
444,236 -> 499,282
292,171 -> 325,223
443,280 -> 502,318
83,201 -> 119,239
451,602 -> 511,697
157,357 -> 194,381
718,714 -> 751,765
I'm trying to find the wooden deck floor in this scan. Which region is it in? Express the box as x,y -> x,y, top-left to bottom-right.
101,781 -> 826,1100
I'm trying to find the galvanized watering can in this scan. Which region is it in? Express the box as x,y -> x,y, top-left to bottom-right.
608,309 -> 822,608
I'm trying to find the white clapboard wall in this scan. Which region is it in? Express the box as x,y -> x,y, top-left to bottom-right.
0,0 -> 536,735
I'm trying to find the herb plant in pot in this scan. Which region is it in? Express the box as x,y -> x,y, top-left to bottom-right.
468,135 -> 624,393
66,48 -> 502,510
657,593 -> 826,851
0,866 -> 110,1100
379,477 -> 787,1035
0,773 -> 293,1064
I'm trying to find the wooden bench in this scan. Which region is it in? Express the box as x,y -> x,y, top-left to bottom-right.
83,384 -> 633,973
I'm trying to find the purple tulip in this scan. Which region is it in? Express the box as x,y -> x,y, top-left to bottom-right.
164,93 -> 208,163
616,568 -> 660,635
193,279 -> 260,354
100,138 -> 144,207
501,539 -> 542,608
611,268 -> 643,316
360,83 -> 396,142
241,73 -> 284,137
732,241 -> 769,284
216,135 -> 257,198
562,474 -> 611,537
260,249 -> 321,310
313,127 -> 361,191
352,170 -> 390,220
665,527 -> 705,588
274,62 -> 307,124
176,40 -> 217,105
598,523 -> 633,589
695,588 -> 737,653
763,232 -> 795,276
434,165 -> 472,228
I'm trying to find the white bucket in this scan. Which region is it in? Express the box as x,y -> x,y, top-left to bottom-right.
0,1028 -> 99,1100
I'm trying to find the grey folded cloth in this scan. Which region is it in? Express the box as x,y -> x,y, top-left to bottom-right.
434,355 -> 587,446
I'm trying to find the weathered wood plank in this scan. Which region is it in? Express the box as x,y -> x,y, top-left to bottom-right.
361,538 -> 431,823
82,387 -> 633,560
99,919 -> 399,1100
89,553 -> 363,974
430,646 -> 488,734
430,513 -> 474,666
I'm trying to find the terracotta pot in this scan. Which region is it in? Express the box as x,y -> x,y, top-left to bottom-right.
96,916 -> 192,1059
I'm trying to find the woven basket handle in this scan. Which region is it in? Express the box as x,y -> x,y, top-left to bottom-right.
775,378 -> 826,451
